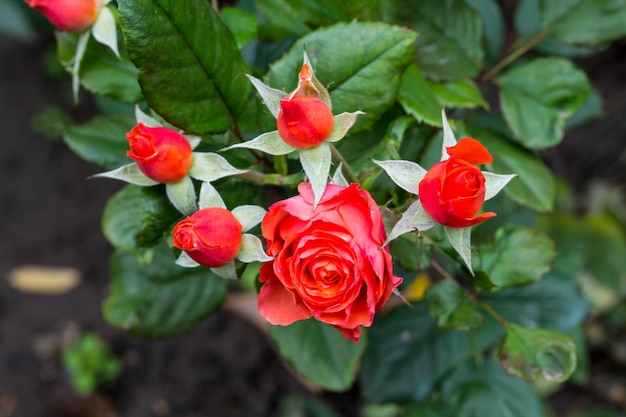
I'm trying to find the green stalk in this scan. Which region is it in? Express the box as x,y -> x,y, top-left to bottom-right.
329,143 -> 359,183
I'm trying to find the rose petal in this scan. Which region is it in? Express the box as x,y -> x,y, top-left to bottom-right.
337,325 -> 361,343
257,264 -> 312,325
442,210 -> 497,228
446,138 -> 493,165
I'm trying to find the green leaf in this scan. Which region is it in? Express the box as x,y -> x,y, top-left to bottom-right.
466,124 -> 556,211
400,402 -> 451,417
267,21 -> 417,131
360,304 -> 501,403
118,0 -> 251,134
440,359 -> 544,417
382,0 -> 484,81
255,0 -> 311,40
581,215 -> 626,292
63,114 -> 135,169
425,78 -> 488,110
497,57 -> 590,149
476,225 -> 555,291
500,323 -> 577,383
465,0 -> 505,63
550,0 -> 626,46
219,7 -> 257,48
481,274 -> 590,332
543,213 -> 626,291
516,0 -> 626,47
57,32 -> 142,103
103,244 -> 227,338
102,184 -> 181,253
269,319 -> 365,391
343,0 -> 382,21
425,281 -> 483,330
138,186 -> 181,248
398,65 -> 442,127
284,0 -> 350,26
102,185 -> 145,253
566,86 -> 602,129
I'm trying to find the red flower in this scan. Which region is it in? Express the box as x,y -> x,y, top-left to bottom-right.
126,123 -> 192,183
258,183 -> 402,342
25,0 -> 102,33
172,208 -> 243,268
419,138 -> 496,228
277,95 -> 334,149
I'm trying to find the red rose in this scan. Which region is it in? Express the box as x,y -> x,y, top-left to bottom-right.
172,208 -> 243,268
258,183 -> 402,342
126,123 -> 192,183
277,96 -> 334,149
419,138 -> 496,228
25,0 -> 102,33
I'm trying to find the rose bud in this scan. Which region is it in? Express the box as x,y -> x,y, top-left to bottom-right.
419,138 -> 496,228
126,123 -> 192,184
24,0 -> 102,33
258,183 -> 402,342
276,95 -> 334,149
172,208 -> 243,268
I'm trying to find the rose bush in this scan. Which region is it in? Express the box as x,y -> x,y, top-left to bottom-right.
419,138 -> 495,228
257,182 -> 402,342
25,0 -> 102,32
125,123 -> 192,184
172,207 -> 243,268
28,0 -> 623,411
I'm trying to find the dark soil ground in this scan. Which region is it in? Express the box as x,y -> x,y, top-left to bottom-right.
0,31 -> 625,417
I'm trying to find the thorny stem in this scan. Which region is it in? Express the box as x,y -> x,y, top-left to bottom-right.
329,143 -> 358,183
473,297 -> 509,328
235,171 -> 303,187
481,31 -> 547,82
431,260 -> 456,282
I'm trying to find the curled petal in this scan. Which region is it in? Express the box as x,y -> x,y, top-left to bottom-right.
257,264 -> 312,325
446,138 -> 492,165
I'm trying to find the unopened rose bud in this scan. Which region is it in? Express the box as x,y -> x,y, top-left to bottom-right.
277,96 -> 334,149
24,0 -> 102,33
419,138 -> 495,228
126,123 -> 192,184
172,208 -> 243,268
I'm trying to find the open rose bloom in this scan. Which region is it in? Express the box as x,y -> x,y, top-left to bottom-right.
375,110 -> 516,274
258,183 -> 402,342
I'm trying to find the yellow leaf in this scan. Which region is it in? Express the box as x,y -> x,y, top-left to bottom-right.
7,265 -> 81,295
403,272 -> 432,301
